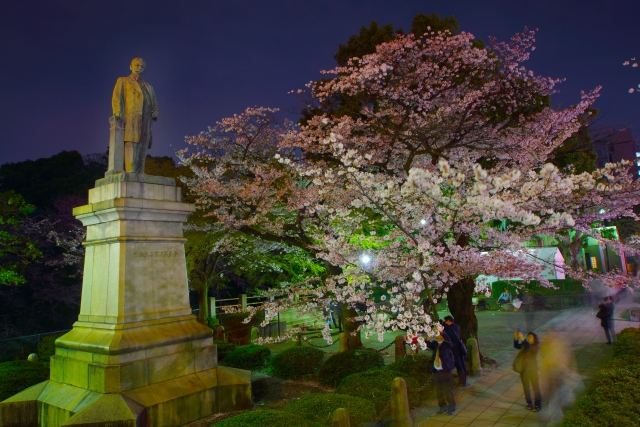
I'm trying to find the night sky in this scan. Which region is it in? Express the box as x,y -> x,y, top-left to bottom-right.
1,0 -> 639,165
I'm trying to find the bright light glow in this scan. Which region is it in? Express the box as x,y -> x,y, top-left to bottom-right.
599,209 -> 606,214
636,152 -> 640,158
420,218 -> 427,225
360,254 -> 372,264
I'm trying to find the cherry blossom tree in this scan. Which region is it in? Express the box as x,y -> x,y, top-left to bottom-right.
180,28 -> 640,348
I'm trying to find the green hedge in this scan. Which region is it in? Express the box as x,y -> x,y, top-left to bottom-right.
336,369 -> 420,414
384,354 -> 432,384
222,344 -> 271,371
491,278 -> 585,297
284,393 -> 375,427
213,340 -> 237,362
0,360 -> 50,401
37,333 -> 65,361
213,409 -> 308,427
318,348 -> 384,387
562,328 -> 640,426
271,347 -> 325,380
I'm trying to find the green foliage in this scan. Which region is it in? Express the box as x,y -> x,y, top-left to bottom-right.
222,344 -> 271,371
410,13 -> 459,38
213,410 -> 308,427
284,393 -> 376,427
0,150 -> 106,209
212,340 -> 236,362
384,354 -> 432,384
334,14 -> 461,67
37,333 -> 65,361
0,360 -> 50,401
144,155 -> 196,203
610,217 -> 640,243
336,369 -> 421,414
185,228 -> 324,322
491,279 -> 585,297
334,21 -> 396,66
317,348 -> 384,387
0,191 -> 42,286
270,346 -> 325,379
562,328 -> 640,427
550,111 -> 597,174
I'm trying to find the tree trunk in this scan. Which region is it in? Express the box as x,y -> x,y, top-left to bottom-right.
446,277 -> 478,346
343,305 -> 362,350
197,285 -> 210,325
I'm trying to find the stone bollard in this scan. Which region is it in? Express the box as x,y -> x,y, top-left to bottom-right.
467,338 -> 481,376
339,332 -> 349,353
331,407 -> 351,427
215,325 -> 225,342
391,377 -> 413,427
250,327 -> 259,342
395,335 -> 406,361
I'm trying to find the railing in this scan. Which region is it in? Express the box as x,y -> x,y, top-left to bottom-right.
210,294 -> 328,341
0,329 -> 70,363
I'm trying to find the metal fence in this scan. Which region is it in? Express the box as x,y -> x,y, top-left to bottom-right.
0,329 -> 70,363
1,294 -> 592,359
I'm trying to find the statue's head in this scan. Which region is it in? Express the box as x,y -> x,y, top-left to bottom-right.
130,58 -> 146,77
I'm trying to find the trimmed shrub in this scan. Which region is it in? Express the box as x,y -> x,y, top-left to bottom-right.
562,328 -> 640,426
223,344 -> 271,371
271,347 -> 325,379
37,333 -> 65,361
491,279 -> 585,297
0,360 -> 50,401
336,369 -> 420,414
318,348 -> 384,387
213,340 -> 237,362
384,354 -> 432,384
284,393 -> 376,427
213,409 -> 308,427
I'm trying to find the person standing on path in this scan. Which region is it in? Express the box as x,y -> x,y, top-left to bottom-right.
443,316 -> 467,386
596,297 -> 616,344
329,300 -> 343,332
514,331 -> 542,411
427,330 -> 456,415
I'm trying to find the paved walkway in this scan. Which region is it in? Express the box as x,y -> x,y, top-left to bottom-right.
415,302 -> 638,427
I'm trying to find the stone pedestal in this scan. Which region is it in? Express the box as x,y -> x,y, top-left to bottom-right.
0,174 -> 252,427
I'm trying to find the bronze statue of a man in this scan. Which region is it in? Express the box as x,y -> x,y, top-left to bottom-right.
112,58 -> 158,174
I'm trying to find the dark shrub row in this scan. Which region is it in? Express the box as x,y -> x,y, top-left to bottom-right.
0,360 -> 49,401
561,328 -> 640,427
318,348 -> 385,387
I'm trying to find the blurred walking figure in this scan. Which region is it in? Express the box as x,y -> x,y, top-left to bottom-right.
513,331 -> 542,411
443,316 -> 468,386
427,330 -> 456,415
596,297 -> 616,344
538,330 -> 584,424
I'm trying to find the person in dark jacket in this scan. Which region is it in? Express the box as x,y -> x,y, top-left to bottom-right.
329,300 -> 343,332
514,331 -> 541,411
596,297 -> 616,344
443,316 -> 467,386
427,330 -> 456,415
